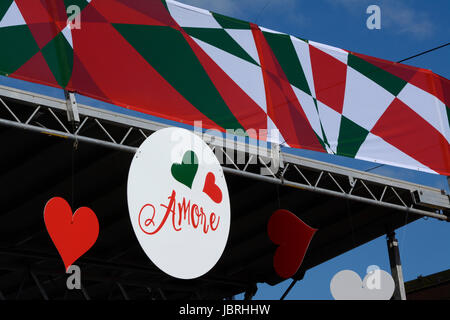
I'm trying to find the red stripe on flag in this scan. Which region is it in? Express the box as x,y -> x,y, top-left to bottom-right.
352,52 -> 450,106
92,0 -> 167,26
15,0 -> 64,49
113,0 -> 177,27
371,98 -> 450,175
309,45 -> 347,114
71,22 -> 217,129
251,24 -> 324,151
179,29 -> 268,140
434,74 -> 450,107
11,51 -> 59,87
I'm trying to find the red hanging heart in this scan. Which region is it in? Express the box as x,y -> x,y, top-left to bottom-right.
268,209 -> 317,279
44,197 -> 99,271
203,172 -> 223,204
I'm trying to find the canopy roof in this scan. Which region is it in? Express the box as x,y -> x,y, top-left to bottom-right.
0,0 -> 449,175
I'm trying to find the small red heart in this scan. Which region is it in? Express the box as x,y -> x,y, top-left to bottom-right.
44,197 -> 99,271
268,209 -> 317,279
203,172 -> 223,204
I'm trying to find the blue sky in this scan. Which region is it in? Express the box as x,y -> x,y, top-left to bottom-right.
175,0 -> 450,300
178,0 -> 450,78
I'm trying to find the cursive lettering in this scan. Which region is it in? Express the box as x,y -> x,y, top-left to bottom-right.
138,190 -> 220,235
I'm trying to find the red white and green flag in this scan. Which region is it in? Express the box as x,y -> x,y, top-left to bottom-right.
0,0 -> 449,175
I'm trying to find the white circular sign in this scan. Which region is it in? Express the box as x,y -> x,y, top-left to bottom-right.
127,127 -> 230,279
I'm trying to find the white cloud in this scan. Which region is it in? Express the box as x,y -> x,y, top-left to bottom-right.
381,1 -> 434,38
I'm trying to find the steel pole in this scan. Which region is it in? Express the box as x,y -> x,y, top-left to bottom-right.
387,231 -> 407,300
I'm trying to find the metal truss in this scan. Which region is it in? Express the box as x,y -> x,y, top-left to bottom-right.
0,246 -> 247,300
1,268 -> 167,300
0,85 -> 449,222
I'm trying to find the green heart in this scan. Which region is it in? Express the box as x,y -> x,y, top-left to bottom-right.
171,151 -> 199,189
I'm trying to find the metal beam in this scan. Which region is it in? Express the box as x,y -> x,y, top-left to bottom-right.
117,283 -> 130,300
243,283 -> 257,300
1,116 -> 447,222
0,90 -> 448,222
0,118 -> 136,153
222,167 -> 449,221
64,91 -> 80,124
81,285 -> 91,300
158,288 -> 167,300
0,85 -> 447,194
30,270 -> 49,300
0,248 -> 249,289
280,279 -> 298,300
15,270 -> 27,300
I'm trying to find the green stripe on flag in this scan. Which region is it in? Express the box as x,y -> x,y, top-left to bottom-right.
320,123 -> 330,148
212,12 -> 251,30
315,132 -> 327,152
348,54 -> 407,96
184,27 -> 259,66
446,106 -> 450,130
41,32 -> 73,88
113,24 -> 246,131
0,0 -> 14,21
263,32 -> 311,96
160,0 -> 169,11
314,98 -> 331,149
337,116 -> 369,158
0,25 -> 40,75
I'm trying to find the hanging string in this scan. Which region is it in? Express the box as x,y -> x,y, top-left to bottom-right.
71,122 -> 79,209
396,42 -> 449,63
276,184 -> 281,208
